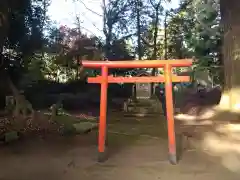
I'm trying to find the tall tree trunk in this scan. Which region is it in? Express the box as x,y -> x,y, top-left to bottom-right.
0,2 -> 9,109
102,0 -> 113,60
219,0 -> 240,111
136,0 -> 142,60
133,0 -> 142,99
6,72 -> 33,118
164,11 -> 168,60
0,1 -> 8,59
150,4 -> 160,97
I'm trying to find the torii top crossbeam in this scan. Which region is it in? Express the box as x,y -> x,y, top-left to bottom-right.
82,59 -> 192,68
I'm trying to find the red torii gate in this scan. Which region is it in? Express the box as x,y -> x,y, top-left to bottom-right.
82,59 -> 192,165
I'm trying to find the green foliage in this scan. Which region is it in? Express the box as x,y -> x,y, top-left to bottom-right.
167,0 -> 222,85
0,0 -> 224,88
0,0 -> 51,86
4,131 -> 19,143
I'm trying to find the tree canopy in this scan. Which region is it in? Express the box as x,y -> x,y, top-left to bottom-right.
0,0 -> 235,89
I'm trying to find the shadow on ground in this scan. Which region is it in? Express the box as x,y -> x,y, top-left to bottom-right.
175,105 -> 240,173
0,102 -> 239,180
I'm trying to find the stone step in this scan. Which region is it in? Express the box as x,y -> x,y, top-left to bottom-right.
123,113 -> 162,118
73,122 -> 98,134
128,101 -> 159,107
123,98 -> 162,114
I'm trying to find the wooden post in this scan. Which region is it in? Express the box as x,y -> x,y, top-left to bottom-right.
164,64 -> 177,164
98,65 -> 108,162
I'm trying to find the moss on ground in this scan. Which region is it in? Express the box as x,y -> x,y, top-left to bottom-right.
103,112 -> 168,148
51,114 -> 98,135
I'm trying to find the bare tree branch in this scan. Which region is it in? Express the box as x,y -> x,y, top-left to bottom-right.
80,13 -> 103,33
102,0 -> 108,36
117,33 -> 136,42
149,0 -> 162,9
77,0 -> 103,17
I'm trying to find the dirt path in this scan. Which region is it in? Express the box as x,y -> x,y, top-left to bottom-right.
0,101 -> 239,180
0,132 -> 239,180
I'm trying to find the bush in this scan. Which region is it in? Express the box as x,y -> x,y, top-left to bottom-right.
23,79 -> 133,110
